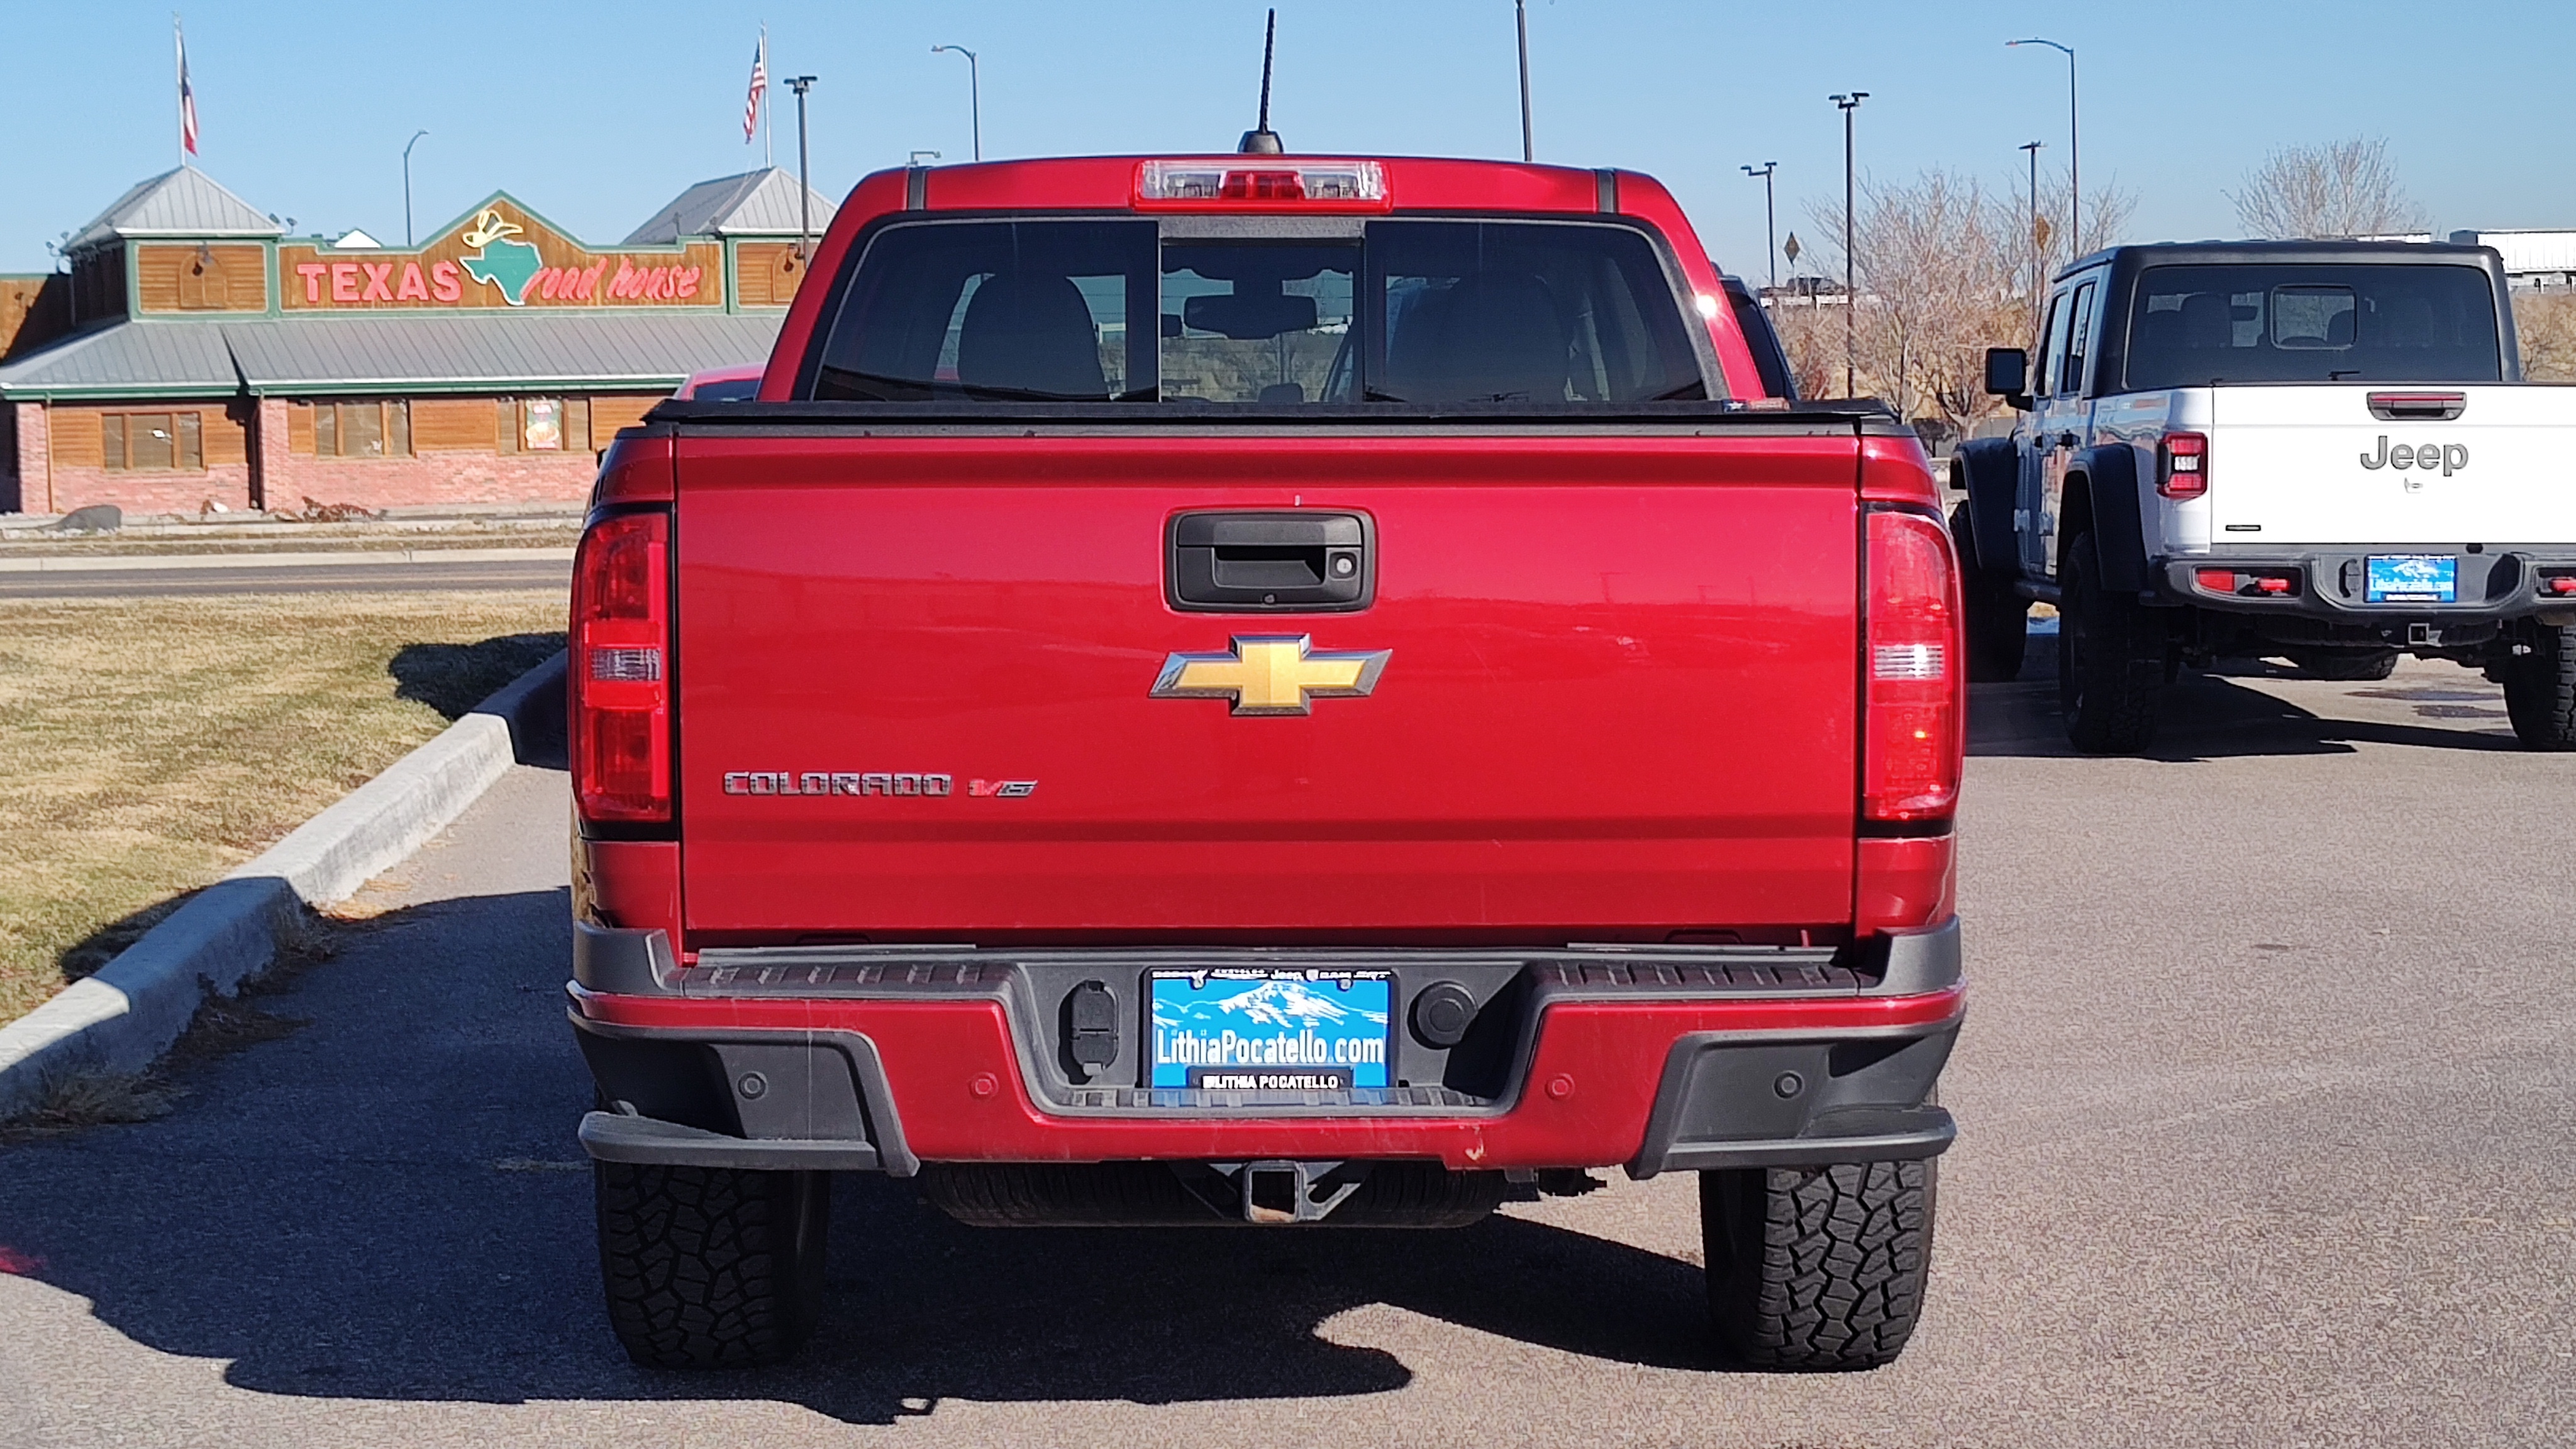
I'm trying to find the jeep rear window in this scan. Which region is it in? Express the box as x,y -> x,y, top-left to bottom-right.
2123,263 -> 2502,389
808,218 -> 1712,403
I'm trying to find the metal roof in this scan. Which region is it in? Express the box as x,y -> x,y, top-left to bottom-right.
623,167 -> 837,244
68,167 -> 283,250
0,311 -> 782,399
0,321 -> 240,394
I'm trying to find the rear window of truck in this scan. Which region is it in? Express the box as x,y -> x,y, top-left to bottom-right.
2123,263 -> 2503,389
808,218 -> 1712,404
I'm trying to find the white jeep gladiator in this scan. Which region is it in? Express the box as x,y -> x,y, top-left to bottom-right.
1955,240 -> 2576,751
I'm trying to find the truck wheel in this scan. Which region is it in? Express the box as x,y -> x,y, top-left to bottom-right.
2287,647 -> 2398,681
2058,531 -> 2164,753
596,1162 -> 830,1369
2503,623 -> 2576,750
1949,502 -> 2027,682
1701,1159 -> 1936,1372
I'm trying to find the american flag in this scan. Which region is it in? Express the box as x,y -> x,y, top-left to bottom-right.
177,21 -> 199,157
742,32 -> 767,144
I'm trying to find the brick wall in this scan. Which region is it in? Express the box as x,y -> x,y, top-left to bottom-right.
11,402 -> 48,514
8,394 -> 637,515
45,460 -> 255,516
252,397 -> 291,509
263,450 -> 599,511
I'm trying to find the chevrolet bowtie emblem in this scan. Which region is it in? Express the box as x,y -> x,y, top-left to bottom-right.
1151,635 -> 1391,716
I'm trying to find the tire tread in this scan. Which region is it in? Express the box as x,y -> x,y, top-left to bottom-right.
1702,1159 -> 1935,1372
596,1161 -> 826,1370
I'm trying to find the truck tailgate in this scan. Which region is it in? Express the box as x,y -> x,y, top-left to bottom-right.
673,431 -> 1861,938
2209,385 -> 2576,545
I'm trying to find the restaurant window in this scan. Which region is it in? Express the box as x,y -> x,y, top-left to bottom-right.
498,397 -> 592,453
101,411 -> 203,472
314,400 -> 411,458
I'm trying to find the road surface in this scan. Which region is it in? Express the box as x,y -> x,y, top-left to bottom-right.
3,648 -> 2572,1446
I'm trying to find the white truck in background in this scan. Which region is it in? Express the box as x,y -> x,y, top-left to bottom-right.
1955,240 -> 2576,752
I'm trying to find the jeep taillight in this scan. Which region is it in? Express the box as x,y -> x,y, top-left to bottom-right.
2158,431 -> 2209,499
571,510 -> 671,822
1864,508 -> 1964,823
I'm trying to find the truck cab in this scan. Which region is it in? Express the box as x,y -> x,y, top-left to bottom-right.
1957,241 -> 2576,751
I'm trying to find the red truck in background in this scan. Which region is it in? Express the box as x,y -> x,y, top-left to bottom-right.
565,152 -> 1966,1374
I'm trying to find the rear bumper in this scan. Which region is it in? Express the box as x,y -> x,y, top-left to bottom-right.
2155,548 -> 2576,633
568,921 -> 1965,1179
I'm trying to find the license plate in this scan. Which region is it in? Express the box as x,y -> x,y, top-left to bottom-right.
1148,968 -> 1393,1090
2366,554 -> 2456,603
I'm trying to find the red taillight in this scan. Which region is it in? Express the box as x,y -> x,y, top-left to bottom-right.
2158,431 -> 2209,499
2193,567 -> 2299,597
570,510 -> 671,822
1864,508 -> 1963,823
1221,169 -> 1304,201
2545,574 -> 2576,596
1134,160 -> 1391,210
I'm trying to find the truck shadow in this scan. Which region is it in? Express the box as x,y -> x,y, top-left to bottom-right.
0,882 -> 1726,1426
1969,633 -> 2521,760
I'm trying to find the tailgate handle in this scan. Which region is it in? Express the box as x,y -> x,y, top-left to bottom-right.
1167,510 -> 1375,612
2368,391 -> 2467,422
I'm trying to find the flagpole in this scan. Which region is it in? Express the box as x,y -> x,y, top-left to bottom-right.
762,27 -> 773,168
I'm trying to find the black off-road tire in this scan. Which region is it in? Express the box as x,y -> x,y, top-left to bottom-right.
596,1162 -> 830,1369
1949,502 -> 2028,683
2058,531 -> 2166,753
2287,647 -> 2399,681
2503,622 -> 2576,750
1701,1159 -> 1936,1372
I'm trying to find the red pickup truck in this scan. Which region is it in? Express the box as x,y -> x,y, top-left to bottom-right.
566,153 -> 1966,1373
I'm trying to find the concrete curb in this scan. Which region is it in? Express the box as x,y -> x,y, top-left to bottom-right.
0,650 -> 567,1121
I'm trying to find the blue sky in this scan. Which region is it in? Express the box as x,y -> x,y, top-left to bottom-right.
3,1 -> 2573,276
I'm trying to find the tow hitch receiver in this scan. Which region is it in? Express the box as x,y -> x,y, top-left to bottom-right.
1224,1160 -> 1362,1224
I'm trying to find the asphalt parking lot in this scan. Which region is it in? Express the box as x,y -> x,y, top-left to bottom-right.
3,641 -> 2572,1448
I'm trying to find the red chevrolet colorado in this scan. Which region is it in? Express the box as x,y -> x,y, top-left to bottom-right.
566,152 -> 1966,1372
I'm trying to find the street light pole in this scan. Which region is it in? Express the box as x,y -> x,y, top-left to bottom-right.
402,130 -> 428,248
1742,162 -> 1778,291
1515,0 -> 1534,162
1831,92 -> 1866,398
930,45 -> 980,162
787,75 -> 818,262
2018,140 -> 2045,321
2009,37 -> 2079,257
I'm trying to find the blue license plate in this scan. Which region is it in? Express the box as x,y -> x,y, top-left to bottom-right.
2366,554 -> 2456,604
1148,968 -> 1393,1090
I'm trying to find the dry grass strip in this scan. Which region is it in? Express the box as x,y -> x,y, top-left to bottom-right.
0,589 -> 563,1024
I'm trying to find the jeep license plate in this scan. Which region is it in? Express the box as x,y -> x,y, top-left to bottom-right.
2366,554 -> 2456,604
1148,968 -> 1394,1090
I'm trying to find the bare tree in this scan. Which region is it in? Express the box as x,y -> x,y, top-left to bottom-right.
1774,170 -> 2135,439
2230,138 -> 2429,240
2513,291 -> 2576,381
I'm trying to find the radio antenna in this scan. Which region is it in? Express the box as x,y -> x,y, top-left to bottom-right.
1238,9 -> 1283,153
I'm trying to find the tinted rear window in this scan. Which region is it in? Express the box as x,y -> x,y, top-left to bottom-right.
809,218 -> 1710,403
2123,263 -> 2502,389
1724,282 -> 1796,399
